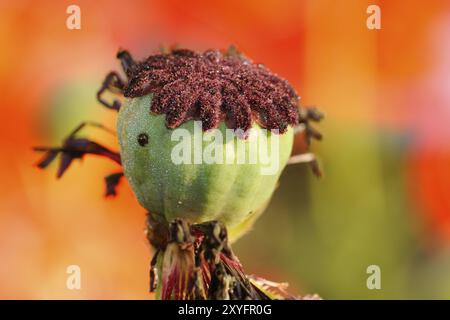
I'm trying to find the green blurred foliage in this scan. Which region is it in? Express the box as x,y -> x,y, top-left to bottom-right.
37,78 -> 118,144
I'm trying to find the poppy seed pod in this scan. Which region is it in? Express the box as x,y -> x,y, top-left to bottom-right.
118,95 -> 294,241
117,49 -> 299,241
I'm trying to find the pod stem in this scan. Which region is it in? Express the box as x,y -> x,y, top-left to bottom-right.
145,213 -> 318,300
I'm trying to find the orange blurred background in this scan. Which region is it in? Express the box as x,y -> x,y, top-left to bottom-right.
1,0 -> 450,299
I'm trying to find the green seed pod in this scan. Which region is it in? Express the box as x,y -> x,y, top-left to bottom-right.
115,48 -> 301,242
118,94 -> 294,241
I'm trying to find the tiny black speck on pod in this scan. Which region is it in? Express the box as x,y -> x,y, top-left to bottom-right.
137,133 -> 149,146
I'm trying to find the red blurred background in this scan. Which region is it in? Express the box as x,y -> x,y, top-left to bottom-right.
1,0 -> 450,299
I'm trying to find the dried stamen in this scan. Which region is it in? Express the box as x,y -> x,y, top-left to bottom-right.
124,48 -> 300,134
